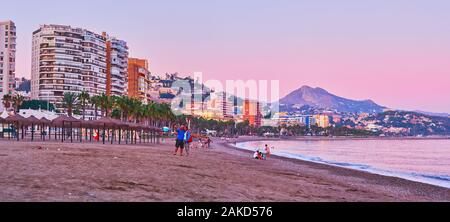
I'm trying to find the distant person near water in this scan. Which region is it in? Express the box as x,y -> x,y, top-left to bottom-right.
254,144 -> 273,160
253,149 -> 263,160
264,144 -> 272,159
174,125 -> 186,156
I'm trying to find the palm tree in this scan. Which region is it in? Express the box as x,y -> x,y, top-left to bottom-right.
90,95 -> 101,119
12,94 -> 25,114
159,103 -> 175,127
143,102 -> 159,125
113,96 -> 132,121
128,98 -> 143,123
62,92 -> 79,116
78,90 -> 90,120
2,94 -> 12,111
98,94 -> 114,117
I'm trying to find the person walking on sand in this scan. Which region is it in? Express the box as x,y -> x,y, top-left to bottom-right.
174,125 -> 186,156
205,137 -> 212,148
199,136 -> 205,148
184,127 -> 193,156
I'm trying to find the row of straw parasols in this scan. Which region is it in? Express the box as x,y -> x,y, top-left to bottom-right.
0,114 -> 161,143
0,114 -> 161,130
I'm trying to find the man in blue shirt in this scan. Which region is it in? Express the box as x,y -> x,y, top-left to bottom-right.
174,125 -> 186,156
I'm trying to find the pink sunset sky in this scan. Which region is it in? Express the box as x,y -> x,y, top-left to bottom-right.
3,0 -> 450,113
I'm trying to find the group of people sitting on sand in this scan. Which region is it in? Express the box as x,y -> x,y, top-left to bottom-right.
173,124 -> 213,156
197,136 -> 212,149
254,144 -> 273,160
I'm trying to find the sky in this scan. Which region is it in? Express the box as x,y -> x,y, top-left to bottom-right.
2,0 -> 450,113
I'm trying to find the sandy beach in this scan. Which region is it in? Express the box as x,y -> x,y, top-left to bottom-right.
0,138 -> 449,202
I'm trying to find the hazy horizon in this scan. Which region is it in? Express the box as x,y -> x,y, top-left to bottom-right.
2,0 -> 450,113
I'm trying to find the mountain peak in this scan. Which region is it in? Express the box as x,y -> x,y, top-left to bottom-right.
296,85 -> 329,95
298,85 -> 313,90
281,86 -> 384,113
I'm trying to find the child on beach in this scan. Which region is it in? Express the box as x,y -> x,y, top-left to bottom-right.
94,131 -> 99,141
253,150 -> 259,159
200,137 -> 205,148
253,145 -> 273,160
253,149 -> 263,160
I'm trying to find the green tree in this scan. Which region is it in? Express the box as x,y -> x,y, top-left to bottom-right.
12,94 -> 25,114
78,90 -> 90,120
2,94 -> 12,111
113,96 -> 132,121
97,94 -> 114,117
62,92 -> 79,116
90,95 -> 101,119
128,98 -> 143,123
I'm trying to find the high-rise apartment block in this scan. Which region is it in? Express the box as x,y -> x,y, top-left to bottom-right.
103,32 -> 128,97
31,24 -> 128,116
128,58 -> 151,104
0,20 -> 16,111
243,99 -> 262,127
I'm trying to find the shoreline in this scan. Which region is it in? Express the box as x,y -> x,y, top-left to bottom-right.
226,137 -> 450,194
0,139 -> 449,201
232,135 -> 450,142
232,138 -> 450,189
220,138 -> 450,200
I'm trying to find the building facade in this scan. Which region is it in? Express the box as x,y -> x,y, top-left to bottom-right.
31,24 -> 126,117
127,58 -> 151,103
314,114 -> 331,128
0,20 -> 16,111
103,32 -> 128,96
242,99 -> 262,127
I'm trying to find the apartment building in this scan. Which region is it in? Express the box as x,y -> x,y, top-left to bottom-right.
31,24 -> 128,117
242,99 -> 262,127
314,114 -> 331,128
128,58 -> 151,104
103,32 -> 128,96
0,20 -> 16,111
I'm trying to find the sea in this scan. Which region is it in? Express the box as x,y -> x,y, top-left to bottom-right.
235,139 -> 450,188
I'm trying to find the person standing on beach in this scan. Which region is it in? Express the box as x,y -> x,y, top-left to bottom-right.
174,125 -> 186,156
199,136 -> 205,148
184,127 -> 192,156
206,137 -> 212,148
264,144 -> 271,158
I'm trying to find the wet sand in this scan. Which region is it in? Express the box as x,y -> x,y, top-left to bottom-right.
0,139 -> 449,202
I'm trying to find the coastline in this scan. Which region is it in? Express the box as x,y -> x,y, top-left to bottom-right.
232,136 -> 450,189
0,139 -> 449,202
232,135 -> 450,142
226,137 -> 450,199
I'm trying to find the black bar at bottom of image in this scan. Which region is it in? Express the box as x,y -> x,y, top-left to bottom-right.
0,202 -> 448,221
